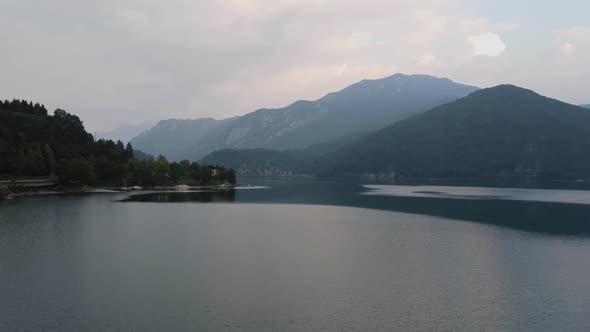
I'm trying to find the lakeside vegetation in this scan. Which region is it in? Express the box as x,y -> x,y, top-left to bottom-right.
128,156 -> 236,187
0,99 -> 236,198
4,83 -> 588,200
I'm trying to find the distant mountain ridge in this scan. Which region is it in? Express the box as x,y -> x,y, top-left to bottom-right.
130,74 -> 479,160
312,85 -> 590,179
186,74 -> 479,159
130,117 -> 238,161
581,104 -> 590,109
201,148 -> 301,176
200,133 -> 367,175
96,123 -> 155,144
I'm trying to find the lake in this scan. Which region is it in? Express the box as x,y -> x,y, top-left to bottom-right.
2,178 -> 590,331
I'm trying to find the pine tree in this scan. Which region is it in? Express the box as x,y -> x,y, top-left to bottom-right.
125,143 -> 134,159
116,140 -> 125,152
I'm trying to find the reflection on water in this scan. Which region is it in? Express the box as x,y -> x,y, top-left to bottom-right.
3,180 -> 590,331
363,184 -> 590,204
358,195 -> 590,237
121,178 -> 590,237
124,190 -> 236,203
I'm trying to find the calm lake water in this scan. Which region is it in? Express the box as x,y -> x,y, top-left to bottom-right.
2,178 -> 590,331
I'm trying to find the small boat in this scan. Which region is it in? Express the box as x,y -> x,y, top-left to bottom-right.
121,178 -> 142,191
120,179 -> 130,191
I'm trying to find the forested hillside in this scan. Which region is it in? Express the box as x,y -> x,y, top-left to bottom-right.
199,133 -> 366,175
185,74 -> 478,160
201,149 -> 302,176
313,86 -> 590,179
0,99 -> 129,182
129,74 -> 478,160
0,99 -> 236,187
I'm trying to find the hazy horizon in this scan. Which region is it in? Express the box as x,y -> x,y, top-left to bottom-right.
2,0 -> 589,132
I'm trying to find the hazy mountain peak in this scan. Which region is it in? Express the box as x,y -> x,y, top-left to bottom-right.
468,84 -> 539,97
153,117 -> 218,128
130,116 -> 239,160
334,74 -> 479,100
131,74 -> 480,160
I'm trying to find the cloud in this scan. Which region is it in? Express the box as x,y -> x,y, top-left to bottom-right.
554,26 -> 590,57
201,63 -> 400,113
1,0 -> 586,130
467,33 -> 506,57
561,42 -> 574,55
459,18 -> 519,34
417,53 -> 436,65
406,11 -> 449,46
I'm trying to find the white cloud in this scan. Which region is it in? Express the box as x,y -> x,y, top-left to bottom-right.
467,33 -> 506,57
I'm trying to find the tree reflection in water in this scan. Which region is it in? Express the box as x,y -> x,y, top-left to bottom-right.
123,190 -> 236,203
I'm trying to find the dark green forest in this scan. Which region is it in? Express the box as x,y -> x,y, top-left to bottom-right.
0,99 -> 236,187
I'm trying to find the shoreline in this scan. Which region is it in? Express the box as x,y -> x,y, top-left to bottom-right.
2,184 -> 240,200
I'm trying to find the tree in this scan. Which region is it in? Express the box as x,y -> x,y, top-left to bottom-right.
189,162 -> 201,181
170,162 -> 181,183
125,143 -> 134,159
152,159 -> 170,179
179,160 -> 191,172
227,169 -> 237,184
135,160 -> 155,186
54,108 -> 67,118
57,159 -> 96,185
199,166 -> 212,184
13,149 -> 25,174
24,147 -> 46,175
116,140 -> 125,152
43,144 -> 56,174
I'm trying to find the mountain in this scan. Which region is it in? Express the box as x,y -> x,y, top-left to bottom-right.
581,104 -> 590,109
129,117 -> 238,161
96,123 -> 155,144
129,74 -> 478,161
201,148 -> 302,176
185,74 -> 478,160
313,85 -> 590,179
199,133 -> 367,175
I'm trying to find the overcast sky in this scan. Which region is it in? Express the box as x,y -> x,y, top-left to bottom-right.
1,0 -> 589,131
